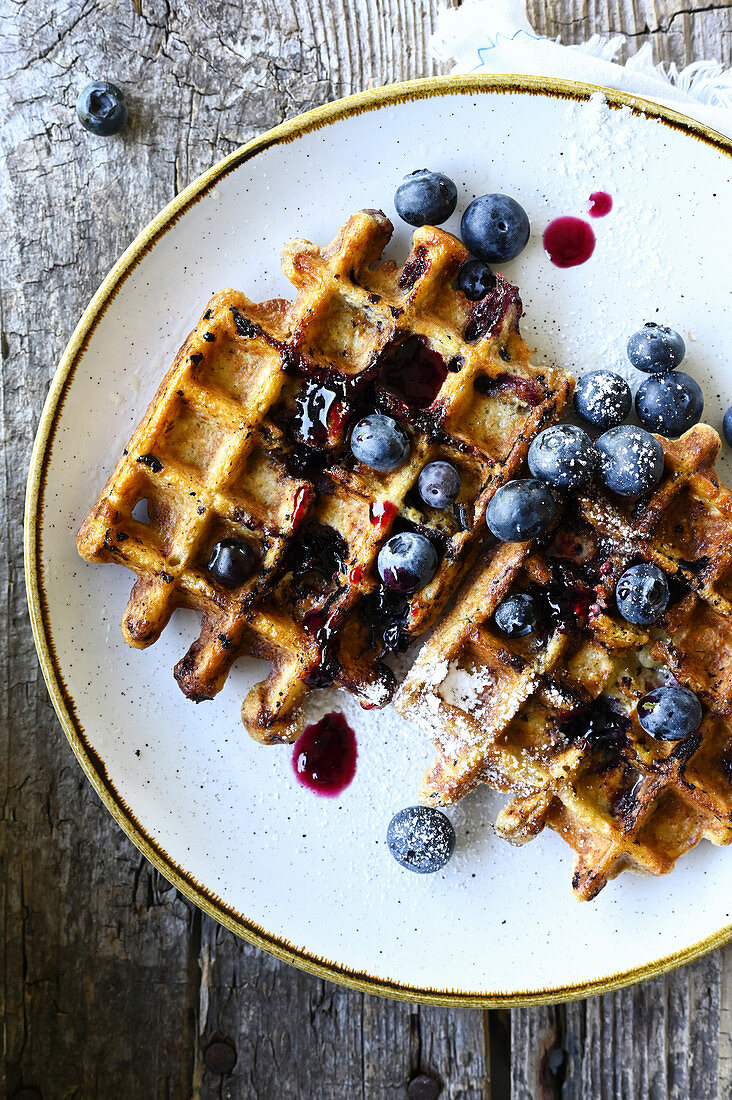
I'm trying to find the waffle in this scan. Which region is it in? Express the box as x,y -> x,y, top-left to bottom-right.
397,424 -> 732,899
77,210 -> 572,743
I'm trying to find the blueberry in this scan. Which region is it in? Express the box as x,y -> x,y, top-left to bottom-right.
378,532 -> 438,593
417,461 -> 460,509
208,538 -> 255,588
595,426 -> 664,498
573,370 -> 632,429
387,806 -> 455,873
486,479 -> 555,542
635,371 -> 704,437
394,169 -> 458,227
724,406 -> 732,447
494,593 -> 538,637
627,323 -> 685,374
350,413 -> 410,472
457,257 -> 496,301
637,685 -> 702,740
461,194 -> 530,264
615,563 -> 669,625
527,424 -> 595,491
76,80 -> 128,136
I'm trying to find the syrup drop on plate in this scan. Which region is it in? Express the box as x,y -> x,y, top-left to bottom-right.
543,217 -> 596,268
588,191 -> 613,218
292,712 -> 357,796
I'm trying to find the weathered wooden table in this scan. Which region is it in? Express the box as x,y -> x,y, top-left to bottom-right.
3,2 -> 731,1097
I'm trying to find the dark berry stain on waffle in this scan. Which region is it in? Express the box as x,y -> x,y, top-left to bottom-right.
378,335 -> 448,408
398,244 -> 428,290
136,453 -> 163,472
473,371 -> 545,408
464,278 -> 521,342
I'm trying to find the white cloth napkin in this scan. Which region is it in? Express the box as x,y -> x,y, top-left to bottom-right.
431,0 -> 732,140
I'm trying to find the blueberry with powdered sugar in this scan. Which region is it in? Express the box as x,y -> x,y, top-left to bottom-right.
574,370 -> 632,429
528,424 -> 595,490
494,593 -> 538,637
418,461 -> 461,509
615,563 -> 669,625
387,806 -> 455,873
635,371 -> 703,436
627,322 -> 685,374
596,425 -> 664,498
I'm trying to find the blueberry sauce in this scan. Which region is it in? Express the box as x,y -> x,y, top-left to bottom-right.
379,335 -> 447,408
543,217 -> 596,268
588,191 -> 613,218
558,695 -> 630,747
290,522 -> 348,582
292,380 -> 347,447
366,586 -> 410,653
292,712 -> 357,796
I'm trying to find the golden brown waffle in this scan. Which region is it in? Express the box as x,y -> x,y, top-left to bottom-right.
397,425 -> 732,899
77,210 -> 571,743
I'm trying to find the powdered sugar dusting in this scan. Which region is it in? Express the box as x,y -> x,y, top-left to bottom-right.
530,93 -> 667,385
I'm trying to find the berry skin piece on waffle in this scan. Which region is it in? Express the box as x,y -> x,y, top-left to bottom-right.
77,210 -> 572,745
396,424 -> 732,900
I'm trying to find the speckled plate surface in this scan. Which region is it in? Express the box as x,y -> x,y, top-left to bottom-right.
26,76 -> 732,1005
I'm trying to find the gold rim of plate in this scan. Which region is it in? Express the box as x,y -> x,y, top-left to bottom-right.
24,74 -> 732,1007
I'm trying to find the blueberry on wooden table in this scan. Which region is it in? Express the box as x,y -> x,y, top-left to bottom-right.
394,169 -> 458,227
461,193 -> 530,264
378,532 -> 438,594
76,80 -> 128,135
207,538 -> 255,588
528,424 -> 595,491
595,425 -> 664,498
615,563 -> 669,625
637,685 -> 702,740
387,806 -> 455,873
635,371 -> 704,436
627,322 -> 686,374
573,370 -> 632,429
417,461 -> 460,509
350,412 -> 410,472
486,479 -> 555,542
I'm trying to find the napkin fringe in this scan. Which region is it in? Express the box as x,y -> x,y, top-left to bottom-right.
431,0 -> 732,125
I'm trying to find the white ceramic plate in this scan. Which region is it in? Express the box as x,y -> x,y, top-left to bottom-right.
26,76 -> 732,1005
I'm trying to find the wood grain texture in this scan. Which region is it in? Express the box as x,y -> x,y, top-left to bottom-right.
1,1 -> 730,1098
